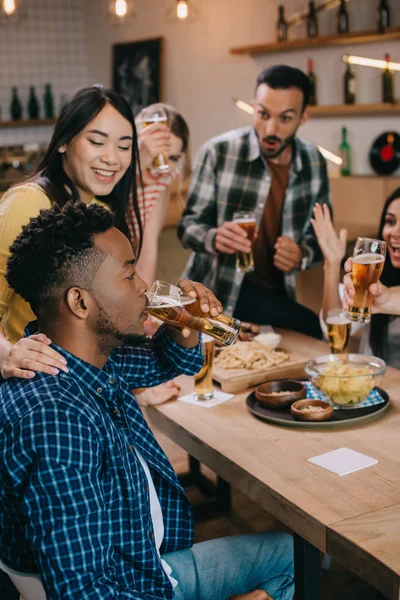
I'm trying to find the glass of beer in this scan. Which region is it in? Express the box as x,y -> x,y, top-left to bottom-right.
145,281 -> 240,346
138,106 -> 171,175
346,237 -> 386,324
194,334 -> 215,401
233,210 -> 257,273
326,309 -> 351,354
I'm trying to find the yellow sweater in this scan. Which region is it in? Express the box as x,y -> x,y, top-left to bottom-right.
0,183 -> 106,343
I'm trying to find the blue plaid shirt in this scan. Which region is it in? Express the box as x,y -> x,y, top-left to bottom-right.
0,326 -> 203,599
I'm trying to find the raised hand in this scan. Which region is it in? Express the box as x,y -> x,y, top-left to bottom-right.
311,203 -> 347,266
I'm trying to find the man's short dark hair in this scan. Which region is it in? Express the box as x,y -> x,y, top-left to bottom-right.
256,65 -> 311,112
6,202 -> 114,313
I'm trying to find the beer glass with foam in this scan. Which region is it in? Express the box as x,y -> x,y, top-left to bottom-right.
194,334 -> 215,400
137,106 -> 171,174
145,281 -> 241,346
326,308 -> 351,354
232,210 -> 257,273
346,237 -> 386,324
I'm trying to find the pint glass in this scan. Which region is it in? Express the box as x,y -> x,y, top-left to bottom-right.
326,309 -> 351,354
138,106 -> 171,174
145,281 -> 241,346
233,210 -> 257,273
346,237 -> 386,324
194,334 -> 215,400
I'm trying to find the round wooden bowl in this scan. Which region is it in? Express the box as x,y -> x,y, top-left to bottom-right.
290,399 -> 334,422
255,380 -> 306,409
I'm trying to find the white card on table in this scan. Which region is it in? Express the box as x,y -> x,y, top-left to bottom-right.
308,447 -> 378,476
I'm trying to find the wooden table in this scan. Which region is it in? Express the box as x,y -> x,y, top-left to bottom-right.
146,330 -> 400,600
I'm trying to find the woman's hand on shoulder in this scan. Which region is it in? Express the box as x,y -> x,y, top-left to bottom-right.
311,203 -> 347,266
1,334 -> 68,380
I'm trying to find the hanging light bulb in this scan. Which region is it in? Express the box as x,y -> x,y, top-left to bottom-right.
177,0 -> 188,19
115,0 -> 127,17
3,0 -> 16,16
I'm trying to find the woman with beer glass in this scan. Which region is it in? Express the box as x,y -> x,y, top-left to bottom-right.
312,188 -> 400,367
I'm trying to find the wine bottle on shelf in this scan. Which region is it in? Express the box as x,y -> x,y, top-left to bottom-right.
344,60 -> 356,105
340,127 -> 351,177
10,87 -> 22,120
44,83 -> 55,118
337,0 -> 349,34
382,53 -> 395,103
28,86 -> 40,120
276,5 -> 288,42
307,1 -> 318,38
377,0 -> 390,34
307,58 -> 317,106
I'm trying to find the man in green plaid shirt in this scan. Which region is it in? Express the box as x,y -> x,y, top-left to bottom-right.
178,65 -> 332,338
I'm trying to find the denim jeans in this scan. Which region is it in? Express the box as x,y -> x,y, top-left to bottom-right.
163,532 -> 294,600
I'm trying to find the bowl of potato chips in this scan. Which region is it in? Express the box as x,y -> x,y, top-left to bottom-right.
304,354 -> 386,408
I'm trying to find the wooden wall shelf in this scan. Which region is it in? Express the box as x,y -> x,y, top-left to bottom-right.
0,118 -> 57,129
308,102 -> 400,117
230,27 -> 400,55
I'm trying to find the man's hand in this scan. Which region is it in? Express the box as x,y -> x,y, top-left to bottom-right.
215,221 -> 253,254
134,381 -> 181,406
342,257 -> 391,314
229,590 -> 273,600
138,122 -> 171,171
274,236 -> 303,273
1,334 -> 69,380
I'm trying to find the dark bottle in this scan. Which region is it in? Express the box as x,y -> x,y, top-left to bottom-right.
340,127 -> 351,176
337,0 -> 349,34
276,5 -> 288,42
10,86 -> 22,120
307,58 -> 317,106
382,53 -> 394,103
307,1 -> 318,38
44,83 -> 55,118
377,0 -> 390,33
344,61 -> 356,104
28,86 -> 40,120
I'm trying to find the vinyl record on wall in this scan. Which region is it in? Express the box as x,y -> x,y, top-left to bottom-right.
369,131 -> 400,175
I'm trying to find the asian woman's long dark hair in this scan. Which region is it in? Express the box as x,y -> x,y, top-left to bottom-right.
369,187 -> 400,358
32,85 -> 143,253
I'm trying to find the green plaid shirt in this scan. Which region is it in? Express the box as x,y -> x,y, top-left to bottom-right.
178,127 -> 332,314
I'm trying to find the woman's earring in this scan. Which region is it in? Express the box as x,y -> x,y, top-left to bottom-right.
58,146 -> 66,154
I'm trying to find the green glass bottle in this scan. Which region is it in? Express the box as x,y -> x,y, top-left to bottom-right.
28,86 -> 40,120
307,0 -> 318,38
10,86 -> 22,120
44,83 -> 55,118
340,127 -> 351,176
308,58 -> 317,106
377,0 -> 390,33
337,0 -> 349,34
344,61 -> 356,104
276,5 -> 288,42
382,53 -> 394,103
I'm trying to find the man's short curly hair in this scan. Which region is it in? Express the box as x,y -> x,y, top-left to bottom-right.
6,202 -> 114,313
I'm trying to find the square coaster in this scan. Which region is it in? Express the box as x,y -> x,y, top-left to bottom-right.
178,390 -> 234,408
308,447 -> 378,476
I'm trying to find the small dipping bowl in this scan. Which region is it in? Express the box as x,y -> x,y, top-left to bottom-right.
255,380 -> 306,409
290,399 -> 333,422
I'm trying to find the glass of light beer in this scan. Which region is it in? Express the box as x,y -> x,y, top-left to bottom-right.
145,281 -> 241,346
326,309 -> 351,354
138,106 -> 171,174
346,237 -> 386,324
233,210 -> 257,273
194,334 -> 215,401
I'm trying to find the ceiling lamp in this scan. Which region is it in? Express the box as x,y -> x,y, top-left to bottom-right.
108,0 -> 136,23
233,99 -> 342,166
3,0 -> 16,15
343,54 -> 400,72
166,0 -> 200,23
0,0 -> 23,24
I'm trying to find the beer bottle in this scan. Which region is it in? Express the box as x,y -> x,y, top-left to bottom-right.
308,58 -> 317,106
276,5 -> 288,42
382,53 -> 394,103
344,60 -> 356,104
337,0 -> 349,34
10,86 -> 22,120
28,86 -> 40,120
44,83 -> 55,118
377,0 -> 390,33
307,1 -> 318,38
340,127 -> 351,176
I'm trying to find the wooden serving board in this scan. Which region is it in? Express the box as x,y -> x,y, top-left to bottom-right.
212,348 -> 308,393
